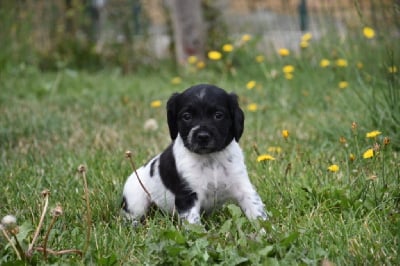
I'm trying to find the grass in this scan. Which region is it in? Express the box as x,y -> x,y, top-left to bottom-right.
1,31 -> 399,265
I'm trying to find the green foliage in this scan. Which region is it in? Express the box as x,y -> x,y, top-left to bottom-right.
0,1 -> 158,73
351,44 -> 400,150
38,38 -> 102,71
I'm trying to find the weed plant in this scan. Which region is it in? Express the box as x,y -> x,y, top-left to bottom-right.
1,26 -> 399,265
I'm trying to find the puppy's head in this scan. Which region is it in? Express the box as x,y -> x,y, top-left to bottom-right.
167,84 -> 244,154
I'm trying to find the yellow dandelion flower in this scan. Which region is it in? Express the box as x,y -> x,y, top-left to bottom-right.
284,73 -> 293,80
257,154 -> 276,162
255,55 -> 265,63
241,34 -> 252,42
388,66 -> 398,73
357,62 -> 364,69
187,55 -> 197,64
349,153 -> 355,161
282,129 -> 289,139
246,80 -> 256,90
283,65 -> 295,73
300,41 -> 309,48
222,44 -> 234,52
278,48 -> 290,56
327,164 -> 339,172
366,130 -> 382,138
208,50 -> 222,60
150,100 -> 162,108
196,61 -> 205,69
336,59 -> 348,67
320,59 -> 330,68
363,148 -> 374,159
171,77 -> 182,85
247,103 -> 258,112
363,27 -> 375,39
301,32 -> 312,42
268,146 -> 282,153
339,81 -> 348,89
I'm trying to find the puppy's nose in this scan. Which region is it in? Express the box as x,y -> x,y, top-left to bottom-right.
196,131 -> 211,143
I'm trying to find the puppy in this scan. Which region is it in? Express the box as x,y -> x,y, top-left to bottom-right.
121,84 -> 267,224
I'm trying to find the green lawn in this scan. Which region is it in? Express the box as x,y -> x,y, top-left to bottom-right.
1,33 -> 399,265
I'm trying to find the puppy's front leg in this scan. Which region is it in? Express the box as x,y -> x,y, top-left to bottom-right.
179,205 -> 201,224
175,192 -> 201,224
232,182 -> 268,220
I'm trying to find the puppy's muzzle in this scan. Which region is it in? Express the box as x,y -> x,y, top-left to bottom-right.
195,131 -> 211,144
188,127 -> 216,154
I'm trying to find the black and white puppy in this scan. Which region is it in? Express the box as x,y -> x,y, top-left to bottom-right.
121,84 -> 267,224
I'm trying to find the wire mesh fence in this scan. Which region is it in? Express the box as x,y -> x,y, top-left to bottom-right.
1,0 -> 398,70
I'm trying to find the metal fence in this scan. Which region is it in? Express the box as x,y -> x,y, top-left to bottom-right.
1,0 -> 398,67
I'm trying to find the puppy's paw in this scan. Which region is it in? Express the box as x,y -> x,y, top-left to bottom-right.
121,210 -> 142,228
180,211 -> 201,224
258,210 -> 268,221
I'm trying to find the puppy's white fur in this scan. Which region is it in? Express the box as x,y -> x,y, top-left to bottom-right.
122,134 -> 266,224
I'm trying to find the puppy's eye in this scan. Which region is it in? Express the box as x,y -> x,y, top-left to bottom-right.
214,111 -> 224,120
182,112 -> 192,122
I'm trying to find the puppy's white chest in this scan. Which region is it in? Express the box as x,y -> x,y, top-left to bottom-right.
173,136 -> 247,210
186,157 -> 233,208
202,159 -> 229,186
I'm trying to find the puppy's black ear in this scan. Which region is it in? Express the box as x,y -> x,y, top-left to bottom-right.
167,93 -> 180,140
229,93 -> 244,141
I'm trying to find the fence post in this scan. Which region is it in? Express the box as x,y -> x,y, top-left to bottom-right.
298,0 -> 308,31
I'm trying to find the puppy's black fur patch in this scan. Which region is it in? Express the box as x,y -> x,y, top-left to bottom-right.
149,159 -> 157,177
159,145 -> 198,213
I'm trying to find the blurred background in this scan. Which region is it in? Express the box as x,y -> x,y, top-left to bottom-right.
1,0 -> 399,73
